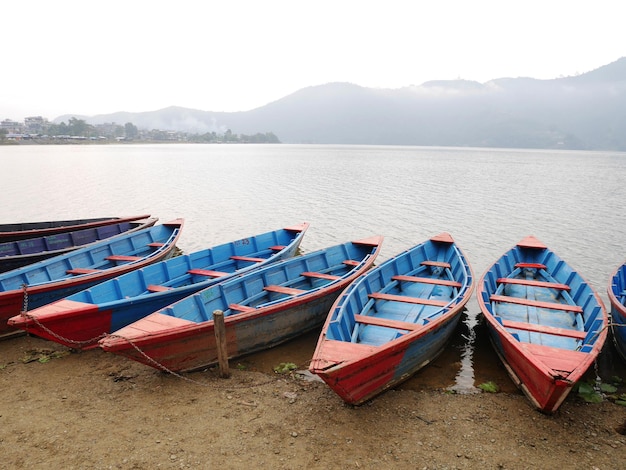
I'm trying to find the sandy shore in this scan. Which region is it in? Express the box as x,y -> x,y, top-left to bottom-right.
1,333 -> 625,469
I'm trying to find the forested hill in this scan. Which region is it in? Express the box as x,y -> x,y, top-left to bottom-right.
60,57 -> 626,150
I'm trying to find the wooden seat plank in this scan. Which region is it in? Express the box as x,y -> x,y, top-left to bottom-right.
230,255 -> 265,262
66,268 -> 100,275
497,278 -> 570,291
106,255 -> 142,262
501,319 -> 587,339
187,269 -> 229,277
264,285 -> 307,296
354,314 -> 419,331
301,271 -> 341,281
368,292 -> 449,307
421,260 -> 451,268
392,275 -> 461,288
515,262 -> 547,270
228,303 -> 256,313
490,294 -> 583,313
147,284 -> 172,293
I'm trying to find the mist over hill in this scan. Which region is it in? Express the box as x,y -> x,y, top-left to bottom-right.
57,58 -> 626,150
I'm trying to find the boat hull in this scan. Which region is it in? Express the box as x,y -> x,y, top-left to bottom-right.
100,236 -> 383,372
0,215 -> 151,242
477,236 -> 608,413
104,290 -> 342,372
0,218 -> 157,273
8,224 -> 308,348
313,310 -> 463,405
0,220 -> 184,336
310,232 -> 474,405
608,261 -> 626,362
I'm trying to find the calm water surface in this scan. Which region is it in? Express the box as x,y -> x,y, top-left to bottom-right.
2,144 -> 625,391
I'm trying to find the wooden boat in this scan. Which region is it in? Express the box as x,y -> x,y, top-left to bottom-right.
0,214 -> 151,242
99,236 -> 383,372
9,223 -> 309,349
608,261 -> 626,362
309,233 -> 474,405
0,218 -> 157,273
476,235 -> 608,413
0,219 -> 184,337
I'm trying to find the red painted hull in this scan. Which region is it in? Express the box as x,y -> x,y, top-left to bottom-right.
311,300 -> 466,405
10,300 -> 112,349
0,214 -> 151,242
99,237 -> 384,372
310,233 -> 474,404
477,235 -> 608,413
101,283 -> 356,372
0,219 -> 184,336
488,329 -> 589,412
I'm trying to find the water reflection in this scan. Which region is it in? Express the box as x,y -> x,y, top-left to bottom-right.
3,144 -> 626,401
447,310 -> 480,394
239,306 -> 626,401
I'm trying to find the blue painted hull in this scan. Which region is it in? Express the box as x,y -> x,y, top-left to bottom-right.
8,223 -> 309,348
0,214 -> 151,242
309,233 -> 474,405
99,236 -> 383,372
0,218 -> 157,273
477,236 -> 608,413
608,261 -> 626,362
0,219 -> 184,335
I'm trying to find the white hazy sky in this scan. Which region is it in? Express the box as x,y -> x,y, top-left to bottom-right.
2,0 -> 624,120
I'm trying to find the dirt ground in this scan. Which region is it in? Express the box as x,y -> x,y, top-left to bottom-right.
1,331 -> 625,470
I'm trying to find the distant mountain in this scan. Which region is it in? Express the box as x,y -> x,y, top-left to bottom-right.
56,57 -> 626,150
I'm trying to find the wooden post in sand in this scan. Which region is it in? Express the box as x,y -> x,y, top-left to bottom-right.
213,310 -> 230,378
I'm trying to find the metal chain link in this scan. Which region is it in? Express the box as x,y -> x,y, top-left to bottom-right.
102,333 -> 279,389
17,281 -> 291,389
18,309 -> 106,348
21,284 -> 29,313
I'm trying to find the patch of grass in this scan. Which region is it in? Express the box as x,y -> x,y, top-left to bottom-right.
576,382 -> 603,403
21,349 -> 69,364
273,362 -> 297,374
478,381 -> 499,393
577,376 -> 626,405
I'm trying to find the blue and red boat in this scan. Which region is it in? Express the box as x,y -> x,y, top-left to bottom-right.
0,219 -> 183,337
309,233 -> 474,405
0,214 -> 151,242
608,260 -> 626,362
99,236 -> 383,373
9,223 -> 308,348
0,217 -> 157,273
477,235 -> 608,413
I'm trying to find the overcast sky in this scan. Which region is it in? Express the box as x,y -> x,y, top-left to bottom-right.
3,0 -> 624,120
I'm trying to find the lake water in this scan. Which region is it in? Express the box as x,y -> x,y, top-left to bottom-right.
2,144 -> 625,391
